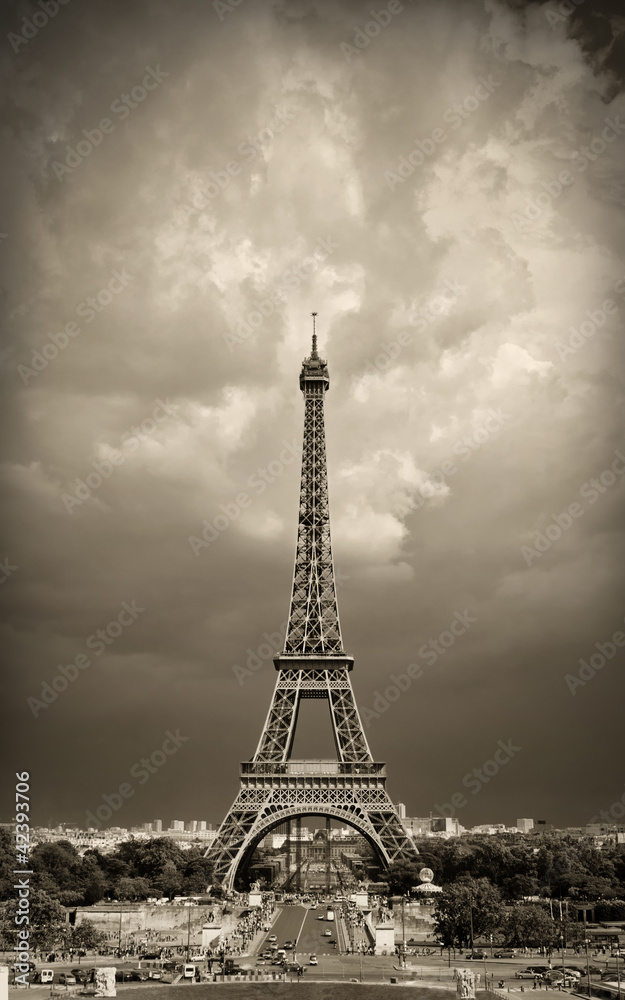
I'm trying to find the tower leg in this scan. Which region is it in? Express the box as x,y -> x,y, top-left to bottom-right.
295,816 -> 302,892
325,816 -> 331,893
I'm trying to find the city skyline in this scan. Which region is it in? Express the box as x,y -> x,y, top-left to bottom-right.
3,0 -> 625,835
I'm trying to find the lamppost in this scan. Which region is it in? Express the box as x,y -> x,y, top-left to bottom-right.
583,912 -> 591,998
390,896 -> 407,967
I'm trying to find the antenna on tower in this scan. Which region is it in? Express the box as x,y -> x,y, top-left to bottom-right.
311,312 -> 318,358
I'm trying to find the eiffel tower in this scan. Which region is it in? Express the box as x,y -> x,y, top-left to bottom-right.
206,316 -> 419,888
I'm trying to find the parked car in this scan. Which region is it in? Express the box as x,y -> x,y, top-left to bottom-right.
516,970 -> 541,979
466,950 -> 486,960
494,950 -> 516,959
58,973 -> 77,985
70,969 -> 90,983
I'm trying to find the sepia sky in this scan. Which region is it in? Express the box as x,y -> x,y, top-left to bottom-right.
1,0 -> 624,835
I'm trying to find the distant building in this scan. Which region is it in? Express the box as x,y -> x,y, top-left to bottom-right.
397,802 -> 406,819
432,817 -> 460,835
170,820 -> 184,831
153,819 -> 163,832
187,820 -> 198,832
517,818 -> 534,833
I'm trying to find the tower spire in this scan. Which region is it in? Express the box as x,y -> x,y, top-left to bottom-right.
285,321 -> 342,656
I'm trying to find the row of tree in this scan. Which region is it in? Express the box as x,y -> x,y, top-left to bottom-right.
386,835 -> 625,901
428,877 -> 587,950
0,830 -> 214,906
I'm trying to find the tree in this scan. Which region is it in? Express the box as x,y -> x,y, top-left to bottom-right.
116,877 -> 151,901
386,860 -> 423,896
70,920 -> 106,952
433,877 -> 504,949
504,904 -> 559,949
0,828 -> 14,902
4,889 -> 66,952
151,860 -> 181,899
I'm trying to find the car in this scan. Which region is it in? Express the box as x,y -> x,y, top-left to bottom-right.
323,929 -> 332,937
317,915 -> 325,920
526,967 -> 549,974
547,975 -> 577,988
268,934 -> 277,942
36,970 -> 55,985
494,950 -> 517,959
466,950 -> 486,960
309,955 -> 318,965
284,940 -> 293,948
286,962 -> 303,972
71,969 -> 90,983
516,970 -> 540,979
58,974 -> 77,985
562,968 -> 582,978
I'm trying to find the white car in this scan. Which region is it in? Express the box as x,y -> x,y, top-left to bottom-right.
268,934 -> 277,942
323,930 -> 331,937
309,955 -> 318,965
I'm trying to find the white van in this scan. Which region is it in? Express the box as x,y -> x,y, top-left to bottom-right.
38,970 -> 54,984
183,965 -> 196,979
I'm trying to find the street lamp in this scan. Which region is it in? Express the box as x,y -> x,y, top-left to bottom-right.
390,896 -> 407,967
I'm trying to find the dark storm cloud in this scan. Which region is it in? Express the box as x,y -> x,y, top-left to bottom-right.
1,0 -> 624,831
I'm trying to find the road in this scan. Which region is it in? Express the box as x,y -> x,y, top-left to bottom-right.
255,905 -> 341,962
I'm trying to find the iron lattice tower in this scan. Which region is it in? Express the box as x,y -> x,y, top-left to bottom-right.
206,318 -> 419,888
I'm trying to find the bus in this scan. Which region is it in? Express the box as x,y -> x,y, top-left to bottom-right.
326,905 -> 335,922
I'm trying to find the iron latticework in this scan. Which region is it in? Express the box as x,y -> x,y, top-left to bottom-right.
206,319 -> 418,888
